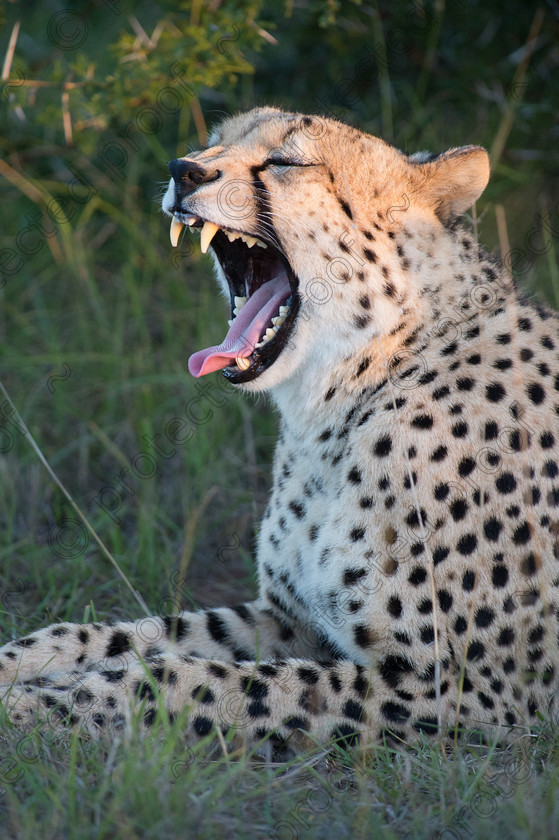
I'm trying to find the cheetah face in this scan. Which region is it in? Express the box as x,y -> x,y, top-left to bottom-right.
162,107 -> 489,392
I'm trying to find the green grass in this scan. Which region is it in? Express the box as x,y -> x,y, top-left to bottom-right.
2,1 -> 559,837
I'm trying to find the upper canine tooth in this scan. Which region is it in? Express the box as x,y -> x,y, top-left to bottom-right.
200,221 -> 220,253
170,217 -> 184,247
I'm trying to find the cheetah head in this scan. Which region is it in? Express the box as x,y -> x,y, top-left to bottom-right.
162,108 -> 489,393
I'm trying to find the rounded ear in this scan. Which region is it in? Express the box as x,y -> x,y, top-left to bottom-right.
413,146 -> 490,221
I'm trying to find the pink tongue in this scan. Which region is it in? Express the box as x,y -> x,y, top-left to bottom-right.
188,275 -> 291,377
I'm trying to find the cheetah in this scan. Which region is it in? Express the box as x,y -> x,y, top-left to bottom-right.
2,107 -> 559,755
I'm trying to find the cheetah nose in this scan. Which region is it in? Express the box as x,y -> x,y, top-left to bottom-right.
168,159 -> 221,190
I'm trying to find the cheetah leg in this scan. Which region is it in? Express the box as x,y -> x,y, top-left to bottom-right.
0,602 -> 325,686
1,654 -> 375,753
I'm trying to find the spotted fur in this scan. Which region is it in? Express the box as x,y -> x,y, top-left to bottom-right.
2,108 -> 559,754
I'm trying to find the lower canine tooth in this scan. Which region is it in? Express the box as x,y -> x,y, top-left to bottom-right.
236,357 -> 251,371
170,218 -> 184,247
200,221 -> 220,253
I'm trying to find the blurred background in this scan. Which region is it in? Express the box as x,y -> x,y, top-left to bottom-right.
1,0 -> 558,633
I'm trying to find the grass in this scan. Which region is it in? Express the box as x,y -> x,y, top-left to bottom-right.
2,1 -> 559,837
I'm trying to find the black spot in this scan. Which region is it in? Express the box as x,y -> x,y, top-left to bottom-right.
206,611 -> 229,643
297,667 -> 319,685
78,629 -> 89,644
325,387 -> 336,401
484,518 -> 502,542
496,473 -> 517,494
350,527 -> 365,542
353,625 -> 373,648
451,422 -> 468,438
354,314 -> 371,330
420,624 -> 434,644
343,568 -> 367,586
331,725 -> 360,746
379,655 -> 413,688
466,640 -> 485,661
381,701 -> 410,723
431,445 -> 448,462
513,521 -> 531,545
457,377 -> 475,392
492,564 -> 509,588
484,421 -> 498,441
192,715 -> 213,736
338,197 -> 353,219
289,501 -> 305,519
497,628 -> 515,646
387,596 -> 402,618
462,570 -> 476,591
475,608 -> 495,628
457,533 -> 477,555
454,616 -> 467,634
329,672 -> 342,693
437,591 -> 453,612
527,382 -> 545,405
106,631 -> 131,657
411,414 -> 434,430
433,547 -> 450,565
544,460 -> 558,478
521,552 -> 540,576
347,467 -> 362,484
450,499 -> 468,521
343,699 -> 364,721
433,386 -> 450,400
283,715 -> 310,731
434,483 -> 449,501
163,616 -> 189,640
496,333 -> 511,345
458,457 -> 476,477
408,567 -> 427,586
363,247 -> 377,262
374,435 -> 392,457
540,432 -> 555,449
208,663 -> 228,679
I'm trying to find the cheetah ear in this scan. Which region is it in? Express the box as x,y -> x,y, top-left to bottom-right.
414,146 -> 490,221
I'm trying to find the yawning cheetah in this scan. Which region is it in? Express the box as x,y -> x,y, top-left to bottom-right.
2,107 -> 559,755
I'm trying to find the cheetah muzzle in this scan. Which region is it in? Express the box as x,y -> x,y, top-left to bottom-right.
2,107 -> 559,755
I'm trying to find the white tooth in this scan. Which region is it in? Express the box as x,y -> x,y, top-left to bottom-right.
255,341 -> 263,348
200,221 -> 220,254
170,218 -> 184,247
234,296 -> 247,309
271,315 -> 286,327
265,328 -> 276,340
186,217 -> 197,226
226,232 -> 241,242
228,319 -> 235,326
242,235 -> 258,248
255,238 -> 268,249
279,305 -> 290,316
236,357 -> 251,371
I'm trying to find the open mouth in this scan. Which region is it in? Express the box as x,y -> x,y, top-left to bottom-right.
170,215 -> 299,384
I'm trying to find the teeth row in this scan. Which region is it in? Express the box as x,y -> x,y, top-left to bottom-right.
224,231 -> 267,249
234,302 -> 291,372
170,218 -> 267,252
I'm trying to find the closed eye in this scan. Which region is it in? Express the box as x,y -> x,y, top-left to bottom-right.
263,157 -> 318,169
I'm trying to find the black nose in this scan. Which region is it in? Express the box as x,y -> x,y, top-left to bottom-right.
168,158 -> 221,189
